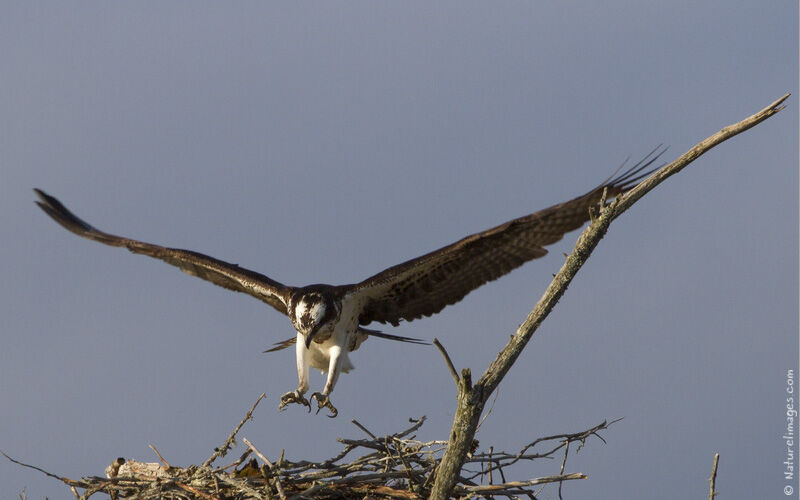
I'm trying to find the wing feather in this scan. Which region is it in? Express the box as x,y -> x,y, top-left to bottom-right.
34,189 -> 291,314
352,148 -> 664,326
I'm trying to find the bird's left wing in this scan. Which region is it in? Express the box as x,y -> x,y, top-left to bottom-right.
34,189 -> 291,315
349,148 -> 664,327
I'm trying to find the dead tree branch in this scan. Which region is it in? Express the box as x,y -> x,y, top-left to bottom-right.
201,392 -> 265,469
709,453 -> 720,499
433,337 -> 460,385
429,93 -> 789,500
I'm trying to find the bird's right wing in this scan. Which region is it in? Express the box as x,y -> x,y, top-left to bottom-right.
349,147 -> 665,327
34,189 -> 292,315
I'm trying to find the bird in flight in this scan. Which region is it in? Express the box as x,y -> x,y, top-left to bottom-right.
35,149 -> 661,417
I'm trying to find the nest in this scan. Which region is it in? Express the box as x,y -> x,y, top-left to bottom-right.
4,394 -> 615,499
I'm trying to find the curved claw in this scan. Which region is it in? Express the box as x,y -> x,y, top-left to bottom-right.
279,390 -> 311,413
310,392 -> 338,418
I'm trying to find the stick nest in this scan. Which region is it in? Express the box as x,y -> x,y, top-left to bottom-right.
4,394 -> 616,499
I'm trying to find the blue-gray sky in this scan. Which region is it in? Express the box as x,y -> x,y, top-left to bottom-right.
1,3 -> 796,499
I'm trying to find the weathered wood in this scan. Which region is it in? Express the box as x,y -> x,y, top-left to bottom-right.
429,94 -> 789,500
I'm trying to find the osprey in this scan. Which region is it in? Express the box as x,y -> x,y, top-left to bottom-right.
34,150 -> 660,417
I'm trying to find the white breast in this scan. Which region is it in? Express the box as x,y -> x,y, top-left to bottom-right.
305,296 -> 362,373
307,338 -> 354,373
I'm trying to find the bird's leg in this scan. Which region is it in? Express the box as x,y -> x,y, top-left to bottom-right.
310,344 -> 342,418
279,333 -> 311,412
310,392 -> 337,418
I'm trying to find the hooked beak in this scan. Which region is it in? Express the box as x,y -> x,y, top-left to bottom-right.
304,327 -> 319,348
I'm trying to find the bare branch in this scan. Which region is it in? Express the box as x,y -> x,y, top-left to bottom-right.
429,94 -> 789,500
242,437 -> 286,500
460,473 -> 587,493
242,437 -> 274,468
201,392 -> 265,469
392,416 -> 427,440
352,419 -> 378,440
214,448 -> 253,472
433,337 -> 460,385
615,93 -> 789,216
709,453 -> 720,499
148,444 -> 172,468
0,450 -> 75,485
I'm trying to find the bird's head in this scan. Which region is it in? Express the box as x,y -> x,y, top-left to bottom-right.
289,288 -> 341,348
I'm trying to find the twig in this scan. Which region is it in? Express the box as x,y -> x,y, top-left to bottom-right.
393,416 -> 427,440
214,448 -> 252,472
391,436 -> 423,489
352,419 -> 378,440
0,450 -> 74,484
558,440 -> 570,500
487,447 -> 493,485
242,437 -> 275,468
149,444 -> 172,468
459,473 -> 587,492
243,437 -> 286,500
175,481 -> 221,500
201,392 -> 265,468
433,337 -> 460,385
476,388 -> 499,432
467,419 -> 617,480
709,453 -> 720,499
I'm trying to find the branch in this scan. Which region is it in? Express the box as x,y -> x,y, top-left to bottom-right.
201,392 -> 265,469
458,472 -> 587,494
429,93 -> 789,500
0,450 -> 74,485
481,95 -> 788,398
433,337 -> 460,385
709,453 -> 720,499
242,437 -> 287,500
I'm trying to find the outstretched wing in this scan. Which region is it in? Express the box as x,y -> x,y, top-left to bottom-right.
34,189 -> 292,315
351,148 -> 665,326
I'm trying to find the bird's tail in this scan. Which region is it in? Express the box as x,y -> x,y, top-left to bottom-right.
358,327 -> 430,345
263,327 -> 429,353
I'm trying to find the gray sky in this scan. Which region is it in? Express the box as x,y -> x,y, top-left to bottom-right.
1,3 -> 796,499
